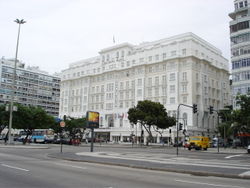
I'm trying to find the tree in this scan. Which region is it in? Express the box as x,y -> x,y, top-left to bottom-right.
234,94 -> 250,134
217,105 -> 234,145
64,116 -> 87,140
12,104 -> 55,144
128,100 -> 176,145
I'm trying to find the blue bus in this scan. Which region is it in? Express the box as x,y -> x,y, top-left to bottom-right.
31,129 -> 54,143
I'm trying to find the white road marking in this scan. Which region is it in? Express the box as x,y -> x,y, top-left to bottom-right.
1,164 -> 29,172
76,152 -> 250,170
225,155 -> 242,159
54,162 -> 87,170
239,171 -> 250,177
175,179 -> 245,188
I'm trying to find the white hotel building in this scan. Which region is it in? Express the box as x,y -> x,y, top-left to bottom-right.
59,33 -> 230,143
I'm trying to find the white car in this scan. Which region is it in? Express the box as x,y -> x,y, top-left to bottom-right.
248,145 -> 250,154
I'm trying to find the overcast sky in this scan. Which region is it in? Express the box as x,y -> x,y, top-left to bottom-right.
0,0 -> 234,74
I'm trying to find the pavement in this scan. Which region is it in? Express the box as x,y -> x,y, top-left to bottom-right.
49,144 -> 250,180
1,142 -> 249,179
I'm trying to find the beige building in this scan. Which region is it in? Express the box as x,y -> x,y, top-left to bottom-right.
59,33 -> 230,143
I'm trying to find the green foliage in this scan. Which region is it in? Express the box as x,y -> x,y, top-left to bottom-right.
12,104 -> 54,131
128,100 -> 176,144
0,104 -> 55,144
218,122 -> 233,139
64,116 -> 87,138
234,94 -> 250,133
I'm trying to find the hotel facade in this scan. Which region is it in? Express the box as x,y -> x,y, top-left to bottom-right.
59,33 -> 230,143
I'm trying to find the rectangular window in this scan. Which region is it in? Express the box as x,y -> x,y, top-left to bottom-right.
137,89 -> 142,97
148,56 -> 152,61
240,1 -> 243,8
170,85 -> 175,93
120,92 -> 124,100
120,82 -> 124,90
149,66 -> 153,73
155,88 -> 159,96
126,91 -> 129,99
162,75 -> 167,85
182,72 -> 187,81
171,51 -> 176,56
183,96 -> 187,104
182,85 -> 187,93
169,73 -> 175,81
148,88 -> 152,97
163,64 -> 166,71
148,78 -> 152,86
155,76 -> 159,86
126,81 -> 129,89
162,53 -> 166,59
170,97 -> 175,104
155,54 -> 159,61
137,78 -> 142,86
182,49 -> 186,55
162,87 -> 167,96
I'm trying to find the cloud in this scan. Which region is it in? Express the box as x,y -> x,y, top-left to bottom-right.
0,0 -> 233,74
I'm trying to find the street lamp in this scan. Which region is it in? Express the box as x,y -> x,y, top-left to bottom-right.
8,19 -> 26,144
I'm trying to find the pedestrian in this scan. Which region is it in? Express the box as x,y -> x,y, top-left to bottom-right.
4,134 -> 8,144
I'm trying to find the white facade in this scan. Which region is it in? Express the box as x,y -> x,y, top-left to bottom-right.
229,0 -> 250,108
59,33 -> 230,143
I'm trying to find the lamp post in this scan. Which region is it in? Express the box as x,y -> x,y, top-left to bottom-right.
8,19 -> 26,144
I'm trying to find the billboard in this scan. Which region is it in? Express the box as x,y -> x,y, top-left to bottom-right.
86,111 -> 99,128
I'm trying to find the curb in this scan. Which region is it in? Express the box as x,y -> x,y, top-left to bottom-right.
0,145 -> 49,149
48,153 -> 250,180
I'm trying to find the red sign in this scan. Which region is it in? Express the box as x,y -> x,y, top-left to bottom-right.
60,121 -> 65,128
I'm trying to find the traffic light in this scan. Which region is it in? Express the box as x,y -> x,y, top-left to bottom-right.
209,106 -> 214,114
179,123 -> 183,130
193,104 -> 197,113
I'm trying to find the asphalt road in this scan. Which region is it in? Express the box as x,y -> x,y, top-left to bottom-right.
0,146 -> 249,188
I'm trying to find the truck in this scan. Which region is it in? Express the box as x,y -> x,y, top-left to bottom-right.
187,136 -> 210,150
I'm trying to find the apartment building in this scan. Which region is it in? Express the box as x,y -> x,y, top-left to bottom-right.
60,33 -> 230,143
229,0 -> 250,107
0,57 -> 60,116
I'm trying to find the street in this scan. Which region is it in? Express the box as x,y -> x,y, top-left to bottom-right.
0,144 -> 249,188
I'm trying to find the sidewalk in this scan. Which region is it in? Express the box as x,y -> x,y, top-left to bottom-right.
48,146 -> 250,180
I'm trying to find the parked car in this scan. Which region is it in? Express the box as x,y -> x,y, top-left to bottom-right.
247,145 -> 250,154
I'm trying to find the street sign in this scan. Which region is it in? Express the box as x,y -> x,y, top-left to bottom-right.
60,121 -> 66,128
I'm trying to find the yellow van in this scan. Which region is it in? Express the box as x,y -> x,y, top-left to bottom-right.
187,136 -> 210,150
